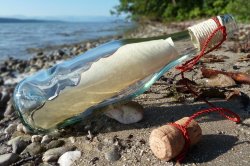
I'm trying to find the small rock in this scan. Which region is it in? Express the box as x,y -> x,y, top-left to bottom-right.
68,137 -> 75,143
41,135 -> 52,144
89,157 -> 99,165
42,146 -> 75,162
16,123 -> 24,132
205,74 -> 236,87
0,144 -> 12,155
31,135 -> 43,143
57,151 -> 81,166
7,135 -> 31,146
104,146 -> 121,162
22,142 -> 45,155
0,153 -> 20,165
12,139 -> 29,154
3,100 -> 14,117
48,130 -> 61,139
4,124 -> 17,134
22,125 -> 32,134
243,118 -> 250,125
85,42 -> 92,50
104,101 -> 144,124
16,123 -> 32,134
45,140 -> 64,150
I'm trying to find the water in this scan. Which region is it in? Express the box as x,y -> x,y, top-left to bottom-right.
0,21 -> 133,60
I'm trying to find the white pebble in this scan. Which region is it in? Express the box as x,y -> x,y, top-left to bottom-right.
104,102 -> 144,124
16,123 -> 24,132
41,135 -> 52,144
22,125 -> 32,134
58,151 -> 81,166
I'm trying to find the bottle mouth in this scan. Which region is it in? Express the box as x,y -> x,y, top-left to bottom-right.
218,14 -> 238,38
187,14 -> 238,51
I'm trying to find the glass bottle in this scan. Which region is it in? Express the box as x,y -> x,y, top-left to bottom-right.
13,14 -> 237,132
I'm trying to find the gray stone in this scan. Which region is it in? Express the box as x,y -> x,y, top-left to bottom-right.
42,146 -> 75,162
0,153 -> 20,165
104,146 -> 121,162
8,135 -> 31,146
4,124 -> 17,134
22,142 -> 45,155
12,139 -> 29,154
45,140 -> 64,150
57,151 -> 81,166
3,100 -> 14,117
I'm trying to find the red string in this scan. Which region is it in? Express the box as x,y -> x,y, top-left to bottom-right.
170,17 -> 241,162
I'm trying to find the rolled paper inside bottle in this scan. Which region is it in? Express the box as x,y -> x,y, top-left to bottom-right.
149,117 -> 202,161
15,37 -> 180,130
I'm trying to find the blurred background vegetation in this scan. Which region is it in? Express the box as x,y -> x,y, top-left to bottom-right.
111,0 -> 250,22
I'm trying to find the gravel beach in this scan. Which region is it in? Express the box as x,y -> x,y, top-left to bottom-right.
0,20 -> 250,166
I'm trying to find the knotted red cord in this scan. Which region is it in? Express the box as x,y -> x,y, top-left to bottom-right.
170,17 -> 241,162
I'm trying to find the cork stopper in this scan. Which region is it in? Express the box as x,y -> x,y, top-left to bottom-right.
149,117 -> 202,161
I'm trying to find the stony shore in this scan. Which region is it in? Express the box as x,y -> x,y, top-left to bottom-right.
0,21 -> 250,165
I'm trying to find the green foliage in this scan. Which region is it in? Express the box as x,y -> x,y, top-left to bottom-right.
111,0 -> 250,22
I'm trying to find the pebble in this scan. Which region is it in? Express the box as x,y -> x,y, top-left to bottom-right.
57,151 -> 81,166
22,125 -> 32,134
205,74 -> 236,87
243,118 -> 250,125
104,146 -> 121,162
0,153 -> 20,165
42,146 -> 75,162
41,135 -> 52,144
68,137 -> 76,143
0,144 -> 12,155
16,123 -> 24,132
7,135 -> 31,146
104,101 -> 144,124
4,124 -> 17,134
31,135 -> 43,143
16,123 -> 32,134
3,100 -> 14,117
22,142 -> 45,155
12,139 -> 29,154
45,140 -> 64,150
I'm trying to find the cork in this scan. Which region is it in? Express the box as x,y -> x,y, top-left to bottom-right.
149,117 -> 202,161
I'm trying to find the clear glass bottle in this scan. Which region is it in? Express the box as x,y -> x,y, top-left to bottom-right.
13,14 -> 237,132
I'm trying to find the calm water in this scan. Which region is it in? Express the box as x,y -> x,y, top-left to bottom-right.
0,21 -> 133,60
